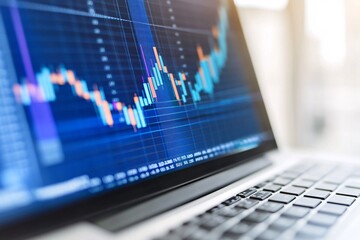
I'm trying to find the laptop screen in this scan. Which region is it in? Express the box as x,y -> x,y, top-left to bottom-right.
0,0 -> 275,226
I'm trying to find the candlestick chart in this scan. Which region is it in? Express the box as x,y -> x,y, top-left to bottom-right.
0,0 -> 267,205
12,3 -> 228,132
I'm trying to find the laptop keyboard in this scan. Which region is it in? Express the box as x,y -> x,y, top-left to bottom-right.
154,162 -> 360,240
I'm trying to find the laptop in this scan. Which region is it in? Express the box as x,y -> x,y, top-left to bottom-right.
1,0 -> 360,239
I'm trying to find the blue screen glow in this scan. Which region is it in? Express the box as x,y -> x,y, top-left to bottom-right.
0,0 -> 270,224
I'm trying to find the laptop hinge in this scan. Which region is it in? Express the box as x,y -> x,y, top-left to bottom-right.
91,157 -> 271,232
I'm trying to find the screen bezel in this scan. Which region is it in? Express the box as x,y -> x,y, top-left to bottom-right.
0,0 -> 277,238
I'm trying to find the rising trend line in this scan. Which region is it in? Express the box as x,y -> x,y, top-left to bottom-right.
13,4 -> 229,132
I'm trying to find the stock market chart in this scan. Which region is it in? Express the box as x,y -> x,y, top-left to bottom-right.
0,0 -> 269,221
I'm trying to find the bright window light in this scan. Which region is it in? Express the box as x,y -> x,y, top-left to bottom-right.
235,0 -> 289,10
305,0 -> 346,66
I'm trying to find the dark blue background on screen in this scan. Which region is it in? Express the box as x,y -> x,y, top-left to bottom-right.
0,0 -> 269,223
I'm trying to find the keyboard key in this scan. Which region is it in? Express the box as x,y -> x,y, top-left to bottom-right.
250,191 -> 272,200
319,203 -> 347,216
273,178 -> 292,186
185,229 -> 208,240
315,182 -> 338,192
328,195 -> 355,206
282,206 -> 310,218
265,176 -> 277,182
243,211 -> 271,223
199,215 -> 226,230
222,222 -> 253,238
345,180 -> 360,189
236,199 -> 259,209
336,187 -> 360,198
296,224 -> 327,238
301,168 -> 331,182
306,166 -> 335,176
155,234 -> 178,240
287,163 -> 313,174
293,197 -> 321,208
292,179 -> 314,188
238,188 -> 257,198
263,184 -> 281,193
280,186 -> 305,196
169,225 -> 197,238
224,195 -> 242,206
156,235 -> 180,240
304,189 -> 330,200
350,171 -> 360,178
301,174 -> 323,181
308,213 -> 338,226
196,213 -> 211,221
269,216 -> 296,230
257,202 -> 284,213
254,181 -> 267,189
323,172 -> 350,184
269,193 -> 295,204
255,228 -> 281,240
216,207 -> 242,218
280,171 -> 301,180
183,216 -> 203,227
208,203 -> 226,213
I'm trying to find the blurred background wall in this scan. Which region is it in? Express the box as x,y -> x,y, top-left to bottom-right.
235,0 -> 360,154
